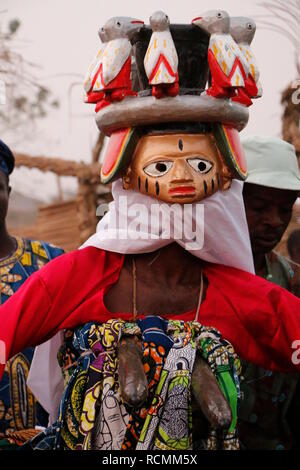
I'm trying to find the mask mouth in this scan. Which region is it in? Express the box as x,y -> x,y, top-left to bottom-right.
168,186 -> 196,195
192,17 -> 202,22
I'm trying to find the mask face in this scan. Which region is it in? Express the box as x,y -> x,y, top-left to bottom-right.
123,133 -> 232,203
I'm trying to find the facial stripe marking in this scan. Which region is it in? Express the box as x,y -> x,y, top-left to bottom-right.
145,178 -> 149,193
217,174 -> 220,187
203,180 -> 208,195
138,176 -> 141,191
178,139 -> 183,151
155,181 -> 160,196
211,178 -> 215,191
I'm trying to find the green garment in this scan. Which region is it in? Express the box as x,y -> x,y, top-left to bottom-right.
239,251 -> 300,450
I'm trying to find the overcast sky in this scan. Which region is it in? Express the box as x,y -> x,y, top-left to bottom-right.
1,0 -> 298,201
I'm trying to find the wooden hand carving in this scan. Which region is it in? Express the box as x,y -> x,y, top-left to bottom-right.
118,336 -> 148,407
191,354 -> 232,430
118,337 -> 232,433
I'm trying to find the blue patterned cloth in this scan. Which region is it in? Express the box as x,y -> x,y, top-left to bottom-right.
137,315 -> 174,353
0,140 -> 14,176
0,237 -> 64,438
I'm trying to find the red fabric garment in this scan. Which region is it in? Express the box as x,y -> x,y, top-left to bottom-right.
0,247 -> 300,380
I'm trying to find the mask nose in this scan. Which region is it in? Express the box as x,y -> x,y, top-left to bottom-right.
169,158 -> 193,183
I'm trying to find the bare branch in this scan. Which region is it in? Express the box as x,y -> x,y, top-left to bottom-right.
0,12 -> 60,133
257,20 -> 300,48
258,0 -> 300,69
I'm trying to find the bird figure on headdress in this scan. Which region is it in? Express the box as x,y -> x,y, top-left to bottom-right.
84,27 -> 108,105
144,11 -> 179,99
85,16 -> 144,112
230,17 -> 263,103
192,10 -> 252,106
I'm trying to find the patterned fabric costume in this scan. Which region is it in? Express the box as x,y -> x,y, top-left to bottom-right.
23,317 -> 241,450
0,237 -> 64,441
239,251 -> 300,450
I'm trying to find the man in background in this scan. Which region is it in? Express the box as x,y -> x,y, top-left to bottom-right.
243,136 -> 300,295
240,136 -> 300,449
0,140 -> 64,448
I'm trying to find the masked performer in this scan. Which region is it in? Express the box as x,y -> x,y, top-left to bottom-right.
1,11 -> 300,451
0,140 -> 64,448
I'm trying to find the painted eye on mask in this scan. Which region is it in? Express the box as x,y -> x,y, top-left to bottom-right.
143,161 -> 173,177
187,158 -> 213,174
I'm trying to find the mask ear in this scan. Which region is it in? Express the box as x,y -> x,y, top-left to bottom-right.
101,127 -> 140,184
213,124 -> 248,180
122,168 -> 131,190
220,166 -> 233,191
220,177 -> 232,191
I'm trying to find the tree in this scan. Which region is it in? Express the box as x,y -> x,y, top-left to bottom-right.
0,16 -> 59,135
258,1 -> 300,158
258,0 -> 300,73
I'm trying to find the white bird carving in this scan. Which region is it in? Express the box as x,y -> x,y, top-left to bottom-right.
84,27 -> 108,103
192,10 -> 252,106
84,16 -> 144,111
230,17 -> 262,100
144,11 -> 179,98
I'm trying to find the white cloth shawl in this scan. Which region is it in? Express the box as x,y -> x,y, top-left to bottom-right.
27,178 -> 254,423
82,178 -> 254,273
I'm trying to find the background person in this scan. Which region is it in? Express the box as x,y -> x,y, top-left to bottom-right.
0,140 -> 64,448
240,135 -> 300,449
243,136 -> 300,295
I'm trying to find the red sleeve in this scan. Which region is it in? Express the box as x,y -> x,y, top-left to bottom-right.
202,264 -> 300,372
0,247 -> 123,380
